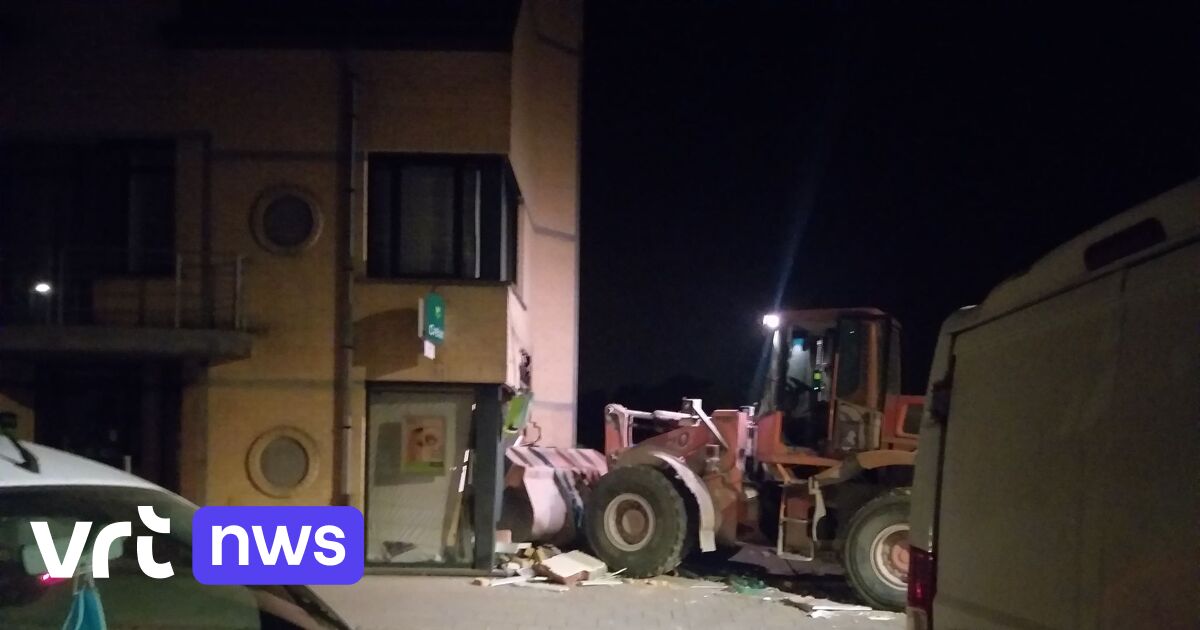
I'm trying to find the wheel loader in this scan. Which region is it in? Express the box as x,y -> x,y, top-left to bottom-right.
583,308 -> 922,610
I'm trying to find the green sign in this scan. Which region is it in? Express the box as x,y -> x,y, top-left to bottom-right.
421,292 -> 445,345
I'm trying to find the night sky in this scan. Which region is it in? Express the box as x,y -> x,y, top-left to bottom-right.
576,2 -> 1199,447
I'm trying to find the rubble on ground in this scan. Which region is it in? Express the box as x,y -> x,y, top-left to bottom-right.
476,543 -> 623,591
535,549 -> 608,585
477,537 -> 898,620
724,574 -> 768,594
512,581 -> 570,592
492,542 -> 558,576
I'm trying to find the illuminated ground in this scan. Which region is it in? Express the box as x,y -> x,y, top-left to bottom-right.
316,575 -> 905,630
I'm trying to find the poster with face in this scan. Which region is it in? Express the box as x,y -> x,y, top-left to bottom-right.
402,415 -> 446,474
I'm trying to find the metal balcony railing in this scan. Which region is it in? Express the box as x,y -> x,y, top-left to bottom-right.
0,249 -> 246,331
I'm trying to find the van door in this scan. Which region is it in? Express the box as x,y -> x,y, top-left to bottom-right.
1095,241 -> 1200,629
935,273 -> 1123,630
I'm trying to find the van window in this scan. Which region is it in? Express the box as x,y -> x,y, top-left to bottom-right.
1083,218 -> 1166,271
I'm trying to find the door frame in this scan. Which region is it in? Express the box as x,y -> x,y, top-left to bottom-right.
363,381 -> 504,572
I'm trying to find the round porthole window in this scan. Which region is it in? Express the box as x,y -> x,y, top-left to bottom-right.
262,436 -> 308,487
251,187 -> 322,255
248,427 -> 319,497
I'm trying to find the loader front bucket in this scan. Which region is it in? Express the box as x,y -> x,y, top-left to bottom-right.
501,446 -> 608,543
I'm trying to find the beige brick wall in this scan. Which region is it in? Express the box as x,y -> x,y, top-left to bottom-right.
508,0 -> 583,447
0,0 -> 579,505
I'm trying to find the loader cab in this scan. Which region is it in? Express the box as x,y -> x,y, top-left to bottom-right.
759,308 -> 903,453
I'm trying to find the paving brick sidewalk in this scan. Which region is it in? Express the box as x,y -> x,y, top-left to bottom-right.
315,576 -> 905,630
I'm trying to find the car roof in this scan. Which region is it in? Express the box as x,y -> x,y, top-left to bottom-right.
0,439 -> 162,491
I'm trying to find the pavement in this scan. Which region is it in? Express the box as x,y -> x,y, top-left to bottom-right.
315,575 -> 906,630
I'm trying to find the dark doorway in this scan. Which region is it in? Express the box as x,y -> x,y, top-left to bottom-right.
34,360 -> 182,491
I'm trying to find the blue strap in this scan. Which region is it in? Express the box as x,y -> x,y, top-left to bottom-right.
62,578 -> 107,630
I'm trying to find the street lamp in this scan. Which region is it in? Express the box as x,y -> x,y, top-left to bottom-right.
32,281 -> 52,295
762,313 -> 781,330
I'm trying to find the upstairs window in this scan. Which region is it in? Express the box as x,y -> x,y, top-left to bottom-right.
0,140 -> 175,275
367,154 -> 516,281
0,140 -> 175,325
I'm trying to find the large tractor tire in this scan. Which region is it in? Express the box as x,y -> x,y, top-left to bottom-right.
843,487 -> 912,611
584,465 -> 691,577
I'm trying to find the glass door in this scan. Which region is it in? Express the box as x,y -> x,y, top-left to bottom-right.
365,385 -> 475,566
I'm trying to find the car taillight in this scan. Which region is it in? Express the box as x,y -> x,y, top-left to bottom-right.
906,546 -> 936,630
39,573 -> 68,587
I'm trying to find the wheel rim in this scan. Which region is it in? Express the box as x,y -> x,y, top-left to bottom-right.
870,523 -> 910,590
603,492 -> 656,552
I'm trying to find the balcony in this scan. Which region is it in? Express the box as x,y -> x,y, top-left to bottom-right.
0,249 -> 252,361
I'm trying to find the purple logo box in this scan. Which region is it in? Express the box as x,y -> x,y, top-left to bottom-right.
192,506 -> 364,585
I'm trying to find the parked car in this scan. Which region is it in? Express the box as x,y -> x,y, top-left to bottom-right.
0,430 -> 351,630
906,178 -> 1199,629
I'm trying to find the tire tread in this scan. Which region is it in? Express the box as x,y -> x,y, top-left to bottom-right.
843,486 -> 912,611
584,465 -> 690,577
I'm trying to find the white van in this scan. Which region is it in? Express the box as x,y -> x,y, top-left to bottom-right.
906,179 -> 1199,630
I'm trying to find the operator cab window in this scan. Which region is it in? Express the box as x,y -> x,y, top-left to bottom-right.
782,327 -> 830,449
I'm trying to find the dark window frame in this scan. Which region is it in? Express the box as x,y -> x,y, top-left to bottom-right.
0,138 -> 177,277
835,318 -> 865,401
366,152 -> 515,282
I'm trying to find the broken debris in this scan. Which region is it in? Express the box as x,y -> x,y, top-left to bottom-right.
780,595 -> 893,620
783,595 -> 872,612
489,574 -> 534,587
578,577 -> 623,586
535,549 -> 608,586
531,544 -> 561,563
725,574 -> 768,594
495,541 -> 532,555
512,581 -> 570,592
380,540 -> 416,560
493,542 -> 559,576
477,544 -> 629,591
579,567 -> 625,586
